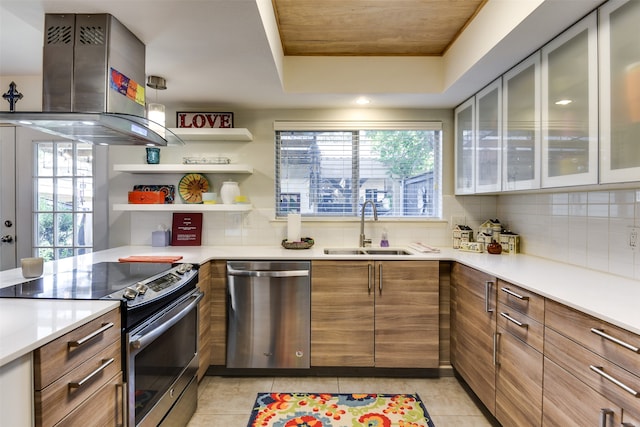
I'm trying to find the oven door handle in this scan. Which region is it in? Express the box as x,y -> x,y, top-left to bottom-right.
130,291 -> 203,352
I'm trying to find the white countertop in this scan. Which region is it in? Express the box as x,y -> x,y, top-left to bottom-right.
0,299 -> 119,366
1,244 -> 639,367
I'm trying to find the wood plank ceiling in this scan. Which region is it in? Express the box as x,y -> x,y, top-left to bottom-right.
271,0 -> 487,56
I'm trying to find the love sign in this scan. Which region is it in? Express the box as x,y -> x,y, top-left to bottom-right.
176,112 -> 234,128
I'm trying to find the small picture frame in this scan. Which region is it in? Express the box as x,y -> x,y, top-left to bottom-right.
176,112 -> 234,128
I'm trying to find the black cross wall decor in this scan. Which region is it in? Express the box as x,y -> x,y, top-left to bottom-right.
2,81 -> 23,111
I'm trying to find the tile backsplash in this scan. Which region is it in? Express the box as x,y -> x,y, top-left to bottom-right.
496,189 -> 640,280
127,188 -> 640,280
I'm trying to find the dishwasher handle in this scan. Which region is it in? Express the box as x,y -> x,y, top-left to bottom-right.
227,266 -> 309,278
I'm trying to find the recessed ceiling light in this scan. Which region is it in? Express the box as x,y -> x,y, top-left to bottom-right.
555,99 -> 572,105
355,97 -> 371,105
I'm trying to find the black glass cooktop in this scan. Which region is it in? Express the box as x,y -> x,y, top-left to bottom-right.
0,262 -> 174,300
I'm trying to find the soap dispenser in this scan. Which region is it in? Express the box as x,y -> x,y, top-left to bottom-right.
380,228 -> 390,247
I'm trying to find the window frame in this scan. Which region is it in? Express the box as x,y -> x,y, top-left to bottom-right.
274,121 -> 443,220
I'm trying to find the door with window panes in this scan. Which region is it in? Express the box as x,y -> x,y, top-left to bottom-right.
0,127 -> 105,270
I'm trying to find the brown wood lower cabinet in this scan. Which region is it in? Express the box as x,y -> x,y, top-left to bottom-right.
209,260 -> 227,366
197,261 -> 212,381
451,263 -> 497,414
311,260 -> 439,369
33,308 -> 123,427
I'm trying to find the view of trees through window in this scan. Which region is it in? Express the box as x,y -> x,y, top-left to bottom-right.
276,125 -> 442,218
34,142 -> 94,260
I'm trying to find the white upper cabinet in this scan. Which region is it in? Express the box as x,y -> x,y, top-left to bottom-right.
475,78 -> 502,193
455,97 -> 475,194
502,52 -> 541,191
599,0 -> 640,183
541,12 -> 598,188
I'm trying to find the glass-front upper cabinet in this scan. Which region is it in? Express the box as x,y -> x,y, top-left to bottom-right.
475,78 -> 502,193
455,97 -> 475,194
502,52 -> 541,191
541,12 -> 598,188
599,0 -> 640,183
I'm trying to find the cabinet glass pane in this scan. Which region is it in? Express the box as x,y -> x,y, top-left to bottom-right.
601,0 -> 640,181
476,80 -> 501,193
455,99 -> 474,194
503,54 -> 540,190
546,32 -> 590,177
542,13 -> 597,187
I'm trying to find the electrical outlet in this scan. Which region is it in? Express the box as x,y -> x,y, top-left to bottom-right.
630,228 -> 638,250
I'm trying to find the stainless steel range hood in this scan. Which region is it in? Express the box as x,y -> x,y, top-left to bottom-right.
0,13 -> 183,146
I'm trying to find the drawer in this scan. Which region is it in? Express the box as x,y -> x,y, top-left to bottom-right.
55,372 -> 124,427
34,308 -> 121,389
545,300 -> 640,376
545,327 -> 640,421
35,339 -> 122,427
543,357 -> 623,426
497,279 -> 544,323
497,309 -> 544,352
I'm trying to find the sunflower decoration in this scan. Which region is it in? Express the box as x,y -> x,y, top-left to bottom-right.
178,173 -> 210,203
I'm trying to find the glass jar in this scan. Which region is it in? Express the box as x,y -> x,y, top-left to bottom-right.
220,181 -> 240,204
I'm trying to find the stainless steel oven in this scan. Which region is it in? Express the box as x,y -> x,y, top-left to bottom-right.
127,288 -> 203,427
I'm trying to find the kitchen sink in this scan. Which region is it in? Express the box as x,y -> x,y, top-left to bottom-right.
323,248 -> 413,256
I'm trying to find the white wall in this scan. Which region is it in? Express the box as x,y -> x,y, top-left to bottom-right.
108,107 -> 465,249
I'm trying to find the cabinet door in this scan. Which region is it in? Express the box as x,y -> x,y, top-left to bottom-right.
475,78 -> 502,193
210,260 -> 227,366
455,97 -> 475,194
311,260 -> 374,367
599,0 -> 640,183
374,261 -> 439,368
197,261 -> 212,380
495,327 -> 543,427
541,12 -> 598,188
451,263 -> 497,414
503,52 -> 541,191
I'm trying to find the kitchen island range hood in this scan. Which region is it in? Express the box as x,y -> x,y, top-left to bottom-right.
0,13 -> 183,146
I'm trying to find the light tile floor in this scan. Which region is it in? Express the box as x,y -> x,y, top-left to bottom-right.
187,375 -> 495,427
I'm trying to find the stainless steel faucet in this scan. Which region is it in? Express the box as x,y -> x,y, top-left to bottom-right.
359,200 -> 378,247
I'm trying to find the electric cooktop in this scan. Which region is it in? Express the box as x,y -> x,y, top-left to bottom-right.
0,262 -> 175,300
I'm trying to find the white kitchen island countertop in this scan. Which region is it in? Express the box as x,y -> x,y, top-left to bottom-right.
1,244 -> 640,367
0,299 -> 119,366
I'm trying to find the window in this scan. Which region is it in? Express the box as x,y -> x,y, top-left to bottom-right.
34,141 -> 94,260
276,121 -> 442,218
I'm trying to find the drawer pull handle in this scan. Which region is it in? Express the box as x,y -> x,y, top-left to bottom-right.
599,408 -> 613,427
590,328 -> 640,353
485,281 -> 494,313
500,287 -> 529,300
589,365 -> 640,397
500,312 -> 528,328
68,322 -> 115,348
69,358 -> 115,389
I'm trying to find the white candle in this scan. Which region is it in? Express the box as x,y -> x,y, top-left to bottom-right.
287,213 -> 301,242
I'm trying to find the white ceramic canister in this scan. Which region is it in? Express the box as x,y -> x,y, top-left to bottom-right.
220,181 -> 240,204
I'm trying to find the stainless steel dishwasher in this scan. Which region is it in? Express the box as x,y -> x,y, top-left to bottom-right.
226,261 -> 310,369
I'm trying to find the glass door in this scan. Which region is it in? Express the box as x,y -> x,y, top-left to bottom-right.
541,11 -> 598,188
455,97 -> 475,194
502,52 -> 541,191
599,0 -> 640,183
475,78 -> 502,193
0,128 -> 16,270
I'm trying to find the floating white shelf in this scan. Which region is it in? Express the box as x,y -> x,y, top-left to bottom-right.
112,203 -> 252,212
168,127 -> 253,141
113,164 -> 254,174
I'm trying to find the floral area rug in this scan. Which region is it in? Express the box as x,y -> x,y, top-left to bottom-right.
247,392 -> 436,427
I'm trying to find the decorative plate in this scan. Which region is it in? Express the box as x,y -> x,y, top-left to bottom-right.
133,184 -> 175,204
178,173 -> 210,203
